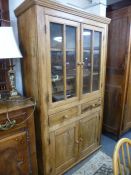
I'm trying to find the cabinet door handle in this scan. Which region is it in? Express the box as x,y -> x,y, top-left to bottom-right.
0,120 -> 16,131
77,62 -> 81,66
79,138 -> 83,142
75,140 -> 79,144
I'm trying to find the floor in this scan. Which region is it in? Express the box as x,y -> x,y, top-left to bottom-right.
65,129 -> 131,174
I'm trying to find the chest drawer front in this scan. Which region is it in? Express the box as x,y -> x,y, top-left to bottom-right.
0,108 -> 32,132
81,99 -> 101,114
49,106 -> 79,127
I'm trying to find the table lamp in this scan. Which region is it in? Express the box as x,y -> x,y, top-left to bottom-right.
0,27 -> 22,99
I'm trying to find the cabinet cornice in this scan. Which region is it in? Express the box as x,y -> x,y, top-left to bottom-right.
15,0 -> 111,24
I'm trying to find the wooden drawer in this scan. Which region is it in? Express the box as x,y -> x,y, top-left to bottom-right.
81,99 -> 101,114
49,106 -> 79,127
0,108 -> 32,132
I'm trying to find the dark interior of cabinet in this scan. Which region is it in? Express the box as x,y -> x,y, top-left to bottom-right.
0,0 -> 10,95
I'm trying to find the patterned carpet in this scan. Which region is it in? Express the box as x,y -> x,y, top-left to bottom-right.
72,151 -> 113,175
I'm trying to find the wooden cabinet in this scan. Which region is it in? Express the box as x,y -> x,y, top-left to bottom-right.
103,6 -> 131,138
0,100 -> 38,175
15,0 -> 110,174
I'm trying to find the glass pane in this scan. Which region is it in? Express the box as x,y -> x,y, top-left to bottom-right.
92,74 -> 100,91
66,51 -> 76,98
50,23 -> 63,50
83,29 -> 92,94
66,26 -> 76,98
66,26 -> 76,50
83,29 -> 92,50
51,51 -> 64,102
92,31 -> 101,91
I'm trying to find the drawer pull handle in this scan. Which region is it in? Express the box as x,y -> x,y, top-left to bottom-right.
92,104 -> 96,107
0,119 -> 16,131
92,103 -> 100,108
63,115 -> 68,119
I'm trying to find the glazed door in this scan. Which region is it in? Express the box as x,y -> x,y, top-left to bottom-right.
46,16 -> 80,107
79,113 -> 100,156
49,122 -> 79,175
81,25 -> 103,99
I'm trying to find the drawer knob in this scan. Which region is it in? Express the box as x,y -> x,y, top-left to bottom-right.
63,115 -> 68,119
92,104 -> 96,107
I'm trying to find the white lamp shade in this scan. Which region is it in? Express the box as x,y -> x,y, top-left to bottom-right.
0,27 -> 22,59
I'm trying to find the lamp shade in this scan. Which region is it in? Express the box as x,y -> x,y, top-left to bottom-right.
0,27 -> 22,59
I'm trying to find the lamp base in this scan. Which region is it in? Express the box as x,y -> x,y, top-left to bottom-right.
8,61 -> 20,100
9,89 -> 20,99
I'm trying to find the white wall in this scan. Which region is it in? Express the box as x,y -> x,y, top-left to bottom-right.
85,0 -> 106,17
53,0 -> 107,17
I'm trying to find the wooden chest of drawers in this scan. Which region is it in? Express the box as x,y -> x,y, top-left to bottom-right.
0,99 -> 38,175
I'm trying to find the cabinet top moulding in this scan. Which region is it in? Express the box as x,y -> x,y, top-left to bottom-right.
15,0 -> 110,24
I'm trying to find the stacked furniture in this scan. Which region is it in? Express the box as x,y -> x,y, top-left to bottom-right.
15,0 -> 110,174
104,5 -> 131,138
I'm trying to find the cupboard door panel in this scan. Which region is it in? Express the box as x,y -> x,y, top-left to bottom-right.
0,131 -> 30,175
49,122 -> 79,174
79,113 -> 100,155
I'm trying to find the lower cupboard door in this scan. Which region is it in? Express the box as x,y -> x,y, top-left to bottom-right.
49,122 -> 79,175
0,131 -> 30,175
79,113 -> 100,156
